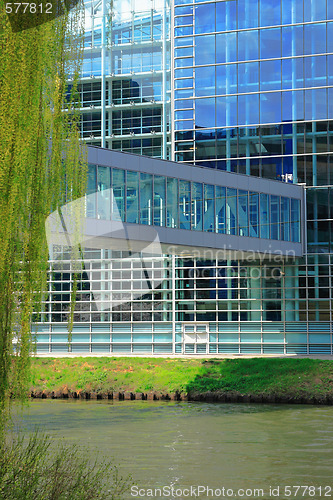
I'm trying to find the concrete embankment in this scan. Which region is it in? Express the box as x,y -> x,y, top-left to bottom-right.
29,389 -> 333,405
186,390 -> 333,405
30,389 -> 186,401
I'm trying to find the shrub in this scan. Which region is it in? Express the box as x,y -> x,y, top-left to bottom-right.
0,431 -> 132,499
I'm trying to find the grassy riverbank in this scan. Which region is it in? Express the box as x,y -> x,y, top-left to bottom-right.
29,357 -> 202,394
186,358 -> 333,400
28,357 -> 333,401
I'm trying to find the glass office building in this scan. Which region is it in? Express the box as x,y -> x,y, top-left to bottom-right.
34,0 -> 333,355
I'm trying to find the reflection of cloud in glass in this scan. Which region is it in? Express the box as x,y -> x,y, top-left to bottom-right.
45,189 -> 163,311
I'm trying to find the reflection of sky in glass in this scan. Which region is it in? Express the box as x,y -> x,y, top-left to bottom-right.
195,98 -> 215,129
174,0 -> 333,130
195,35 -> 215,66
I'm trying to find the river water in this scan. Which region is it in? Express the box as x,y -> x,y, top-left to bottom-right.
13,400 -> 333,499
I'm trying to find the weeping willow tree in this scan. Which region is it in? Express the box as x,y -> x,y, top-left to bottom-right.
0,2 -> 86,425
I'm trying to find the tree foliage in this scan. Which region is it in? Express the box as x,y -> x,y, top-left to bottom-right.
0,2 -> 86,423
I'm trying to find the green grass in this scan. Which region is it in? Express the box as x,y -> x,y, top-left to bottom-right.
186,358 -> 333,399
28,357 -> 333,400
29,357 -> 202,394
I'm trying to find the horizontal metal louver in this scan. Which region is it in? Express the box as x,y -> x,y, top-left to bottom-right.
184,325 -> 195,333
132,344 -> 152,353
36,345 -> 49,353
153,344 -> 173,353
309,344 -> 331,354
91,324 -> 111,332
262,323 -> 283,332
50,344 -> 68,352
133,323 -> 152,332
240,323 -> 261,332
72,325 -> 90,333
184,344 -> 195,353
308,322 -> 330,332
51,326 -> 67,333
218,323 -> 238,332
263,345 -> 285,354
112,324 -> 131,332
285,323 -> 307,332
112,344 -> 131,352
154,323 -> 172,332
286,344 -> 307,354
72,344 -> 90,353
91,344 -> 110,353
218,344 -> 239,353
240,344 -> 261,354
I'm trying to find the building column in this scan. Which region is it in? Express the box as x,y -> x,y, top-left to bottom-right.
249,266 -> 261,321
284,264 -> 299,321
171,254 -> 176,353
101,0 -> 106,147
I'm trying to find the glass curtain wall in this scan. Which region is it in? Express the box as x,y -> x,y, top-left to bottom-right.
173,0 -> 333,181
172,0 -> 333,352
36,251 -> 332,356
79,0 -> 171,158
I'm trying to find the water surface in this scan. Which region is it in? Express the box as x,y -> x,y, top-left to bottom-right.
13,400 -> 333,498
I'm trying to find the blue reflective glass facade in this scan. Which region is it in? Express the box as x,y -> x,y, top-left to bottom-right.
173,0 -> 333,184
